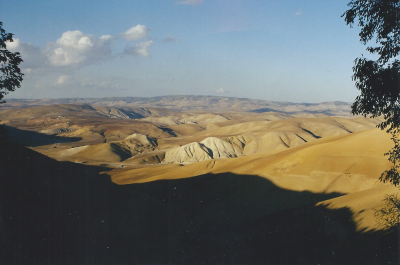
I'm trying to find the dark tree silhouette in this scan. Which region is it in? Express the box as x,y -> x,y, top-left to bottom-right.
343,0 -> 400,231
343,0 -> 400,186
0,21 -> 23,103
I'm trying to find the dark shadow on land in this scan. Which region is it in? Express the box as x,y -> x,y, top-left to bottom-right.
249,108 -> 286,113
301,128 -> 322,139
2,125 -> 82,147
0,139 -> 398,264
289,110 -> 350,116
158,126 -> 178,137
250,108 -> 348,117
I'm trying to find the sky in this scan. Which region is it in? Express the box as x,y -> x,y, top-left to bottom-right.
1,0 -> 369,103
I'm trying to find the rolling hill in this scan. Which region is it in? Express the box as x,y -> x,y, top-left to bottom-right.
1,95 -> 352,115
0,96 -> 398,264
0,138 -> 398,264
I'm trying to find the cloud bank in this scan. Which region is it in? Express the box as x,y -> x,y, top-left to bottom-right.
124,41 -> 153,57
123,25 -> 150,41
46,30 -> 113,67
6,24 -> 153,72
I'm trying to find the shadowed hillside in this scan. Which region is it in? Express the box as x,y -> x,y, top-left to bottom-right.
3,125 -> 82,147
0,139 -> 398,264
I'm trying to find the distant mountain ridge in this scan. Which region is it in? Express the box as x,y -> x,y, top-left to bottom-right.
1,95 -> 352,116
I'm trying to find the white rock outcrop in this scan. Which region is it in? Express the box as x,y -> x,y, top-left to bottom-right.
163,142 -> 213,163
163,137 -> 244,164
200,137 -> 241,159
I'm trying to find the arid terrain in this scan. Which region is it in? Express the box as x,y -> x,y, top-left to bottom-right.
0,96 -> 398,264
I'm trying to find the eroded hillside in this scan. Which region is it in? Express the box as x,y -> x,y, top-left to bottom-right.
0,102 -> 382,167
0,98 -> 398,264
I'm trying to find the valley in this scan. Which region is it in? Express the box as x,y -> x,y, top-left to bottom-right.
0,96 -> 398,264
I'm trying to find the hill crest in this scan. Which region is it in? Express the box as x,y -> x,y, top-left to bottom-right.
1,95 -> 352,116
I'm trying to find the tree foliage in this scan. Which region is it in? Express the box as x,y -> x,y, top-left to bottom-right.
0,21 -> 23,103
374,193 -> 400,231
343,0 -> 400,132
381,132 -> 400,186
344,0 -> 400,63
343,0 -> 400,187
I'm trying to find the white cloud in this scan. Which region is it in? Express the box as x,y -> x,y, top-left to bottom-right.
56,31 -> 93,51
163,36 -> 178,42
100,35 -> 114,42
6,24 -> 153,73
295,10 -> 302,15
176,0 -> 203,5
7,32 -> 113,71
216,87 -> 225,93
45,30 -> 113,67
6,38 -> 48,70
56,75 -> 71,85
124,41 -> 153,57
124,25 -> 150,41
5,37 -> 21,50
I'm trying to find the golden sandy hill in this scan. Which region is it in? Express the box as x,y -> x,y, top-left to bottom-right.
156,116 -> 382,163
163,137 -> 243,164
1,102 -> 396,234
1,98 -> 398,264
56,133 -> 158,163
0,104 -> 177,155
141,113 -> 230,127
43,112 -> 383,167
110,127 -> 397,232
1,124 -> 398,264
110,128 -> 392,185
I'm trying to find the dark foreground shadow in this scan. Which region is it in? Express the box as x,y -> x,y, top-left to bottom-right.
0,139 -> 398,264
3,125 -> 82,147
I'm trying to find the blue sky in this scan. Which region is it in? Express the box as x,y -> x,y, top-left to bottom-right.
1,0 -> 367,103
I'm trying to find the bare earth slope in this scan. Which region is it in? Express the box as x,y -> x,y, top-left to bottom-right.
0,97 -> 398,264
1,136 -> 398,264
111,128 -> 397,232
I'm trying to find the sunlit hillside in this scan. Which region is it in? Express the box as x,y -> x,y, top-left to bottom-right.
1,96 -> 398,264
